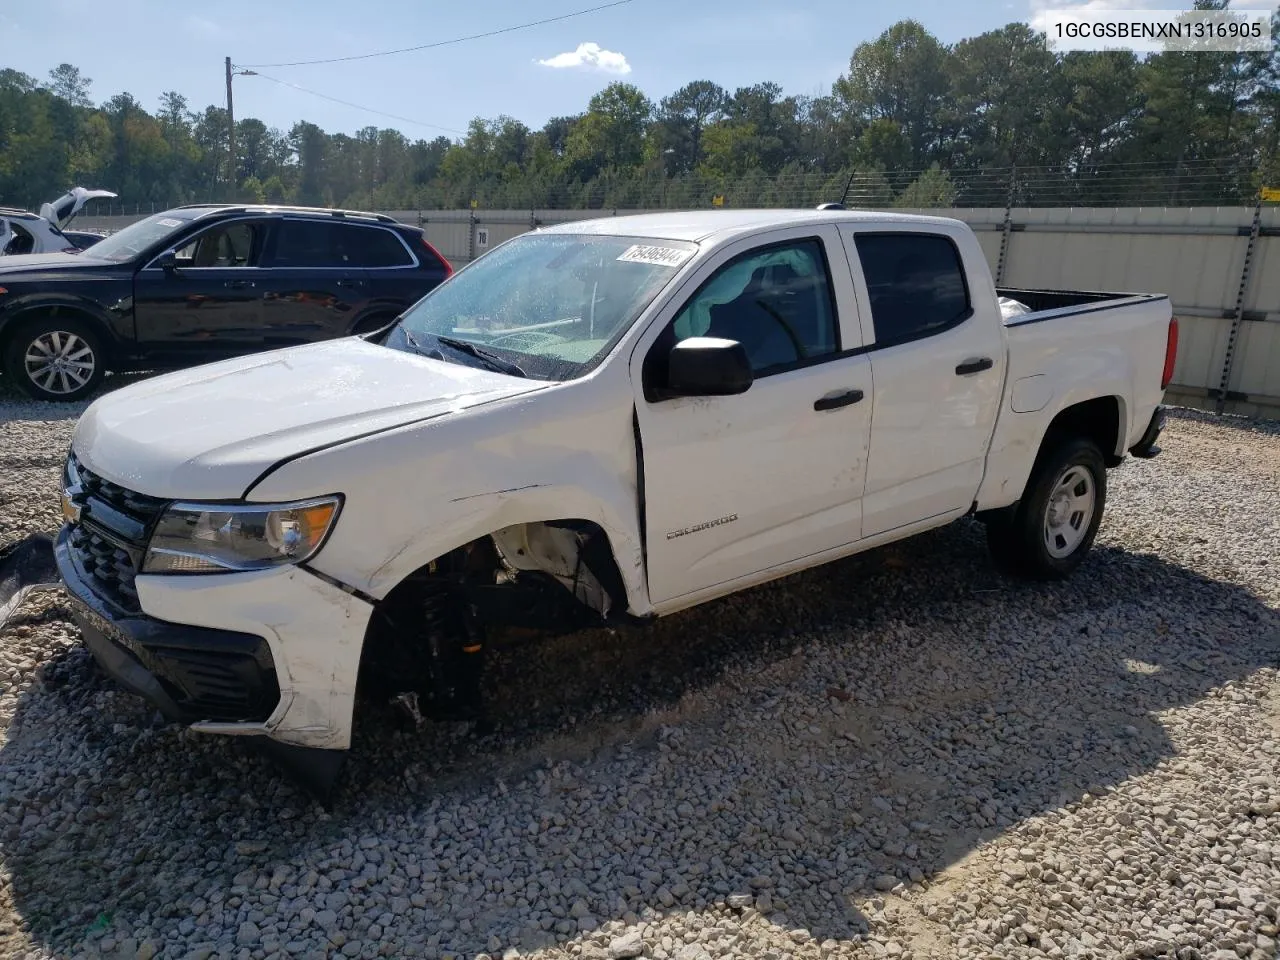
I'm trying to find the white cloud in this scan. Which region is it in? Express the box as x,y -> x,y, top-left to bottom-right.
536,42 -> 631,75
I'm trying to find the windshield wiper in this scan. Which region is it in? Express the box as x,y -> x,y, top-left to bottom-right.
433,335 -> 527,378
400,328 -> 432,356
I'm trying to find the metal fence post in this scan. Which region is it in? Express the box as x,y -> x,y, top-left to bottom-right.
467,208 -> 477,262
995,167 -> 1017,286
1214,196 -> 1264,413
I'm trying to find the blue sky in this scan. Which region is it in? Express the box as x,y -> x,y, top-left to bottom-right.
0,0 -> 1273,140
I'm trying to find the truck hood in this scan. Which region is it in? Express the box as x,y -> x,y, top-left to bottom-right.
72,339 -> 548,500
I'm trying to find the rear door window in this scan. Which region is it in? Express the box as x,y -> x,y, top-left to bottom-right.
853,233 -> 971,346
267,220 -> 354,267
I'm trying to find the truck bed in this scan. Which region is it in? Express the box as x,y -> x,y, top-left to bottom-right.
975,287 -> 1173,512
996,287 -> 1169,325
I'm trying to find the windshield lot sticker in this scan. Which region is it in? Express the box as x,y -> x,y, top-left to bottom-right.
157,218 -> 183,227
617,244 -> 693,267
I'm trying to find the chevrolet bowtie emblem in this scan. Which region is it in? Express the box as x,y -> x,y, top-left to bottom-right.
60,485 -> 83,524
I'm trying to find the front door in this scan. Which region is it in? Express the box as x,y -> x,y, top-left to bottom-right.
633,230 -> 874,609
133,219 -> 267,366
838,227 -> 1006,538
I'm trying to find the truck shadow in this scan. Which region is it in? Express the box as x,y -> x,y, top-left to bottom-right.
0,519 -> 1276,955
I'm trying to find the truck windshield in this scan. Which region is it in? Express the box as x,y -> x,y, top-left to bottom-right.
85,211 -> 198,263
392,233 -> 697,381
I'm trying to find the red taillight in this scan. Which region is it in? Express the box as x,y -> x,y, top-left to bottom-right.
422,238 -> 453,278
1161,316 -> 1178,389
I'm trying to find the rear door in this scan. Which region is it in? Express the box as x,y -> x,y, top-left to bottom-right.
347,225 -> 447,331
133,218 -> 268,365
837,227 -> 1005,539
632,227 -> 874,609
256,218 -> 373,346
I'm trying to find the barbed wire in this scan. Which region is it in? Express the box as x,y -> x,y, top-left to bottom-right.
75,160 -> 1266,219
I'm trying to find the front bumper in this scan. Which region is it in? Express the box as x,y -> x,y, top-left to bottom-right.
56,528 -> 280,723
1128,404 -> 1166,459
57,521 -> 374,750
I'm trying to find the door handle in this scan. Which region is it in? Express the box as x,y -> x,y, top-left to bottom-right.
223,279 -> 255,289
955,357 -> 994,376
336,279 -> 364,289
813,388 -> 864,411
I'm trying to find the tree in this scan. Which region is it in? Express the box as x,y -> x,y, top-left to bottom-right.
567,83 -> 652,173
157,91 -> 189,132
1058,52 -> 1141,168
0,37 -> 1271,212
833,20 -> 951,169
948,24 -> 1064,168
895,165 -> 957,207
47,63 -> 92,107
657,80 -> 728,172
290,121 -> 327,206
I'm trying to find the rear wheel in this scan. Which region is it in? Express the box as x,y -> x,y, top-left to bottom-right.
3,317 -> 106,402
986,436 -> 1107,580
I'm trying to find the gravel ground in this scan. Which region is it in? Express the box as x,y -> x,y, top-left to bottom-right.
0,385 -> 1277,960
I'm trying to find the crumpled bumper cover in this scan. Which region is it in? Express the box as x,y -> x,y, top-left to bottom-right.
55,527 -> 281,724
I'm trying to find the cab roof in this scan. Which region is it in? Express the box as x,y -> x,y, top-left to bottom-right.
536,207 -> 965,246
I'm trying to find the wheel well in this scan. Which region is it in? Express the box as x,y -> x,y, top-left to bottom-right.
0,305 -> 114,360
1042,396 -> 1123,466
356,520 -> 629,704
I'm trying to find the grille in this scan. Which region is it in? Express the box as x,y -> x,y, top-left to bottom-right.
73,457 -> 170,522
69,524 -> 141,611
67,455 -> 169,614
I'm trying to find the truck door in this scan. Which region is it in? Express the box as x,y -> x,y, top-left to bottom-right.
632,227 -> 874,609
837,227 -> 1005,539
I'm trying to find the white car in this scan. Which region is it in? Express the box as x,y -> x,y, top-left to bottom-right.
52,207 -> 1176,787
0,186 -> 116,256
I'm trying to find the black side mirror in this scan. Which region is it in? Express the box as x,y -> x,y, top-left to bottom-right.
157,251 -> 178,274
666,337 -> 753,397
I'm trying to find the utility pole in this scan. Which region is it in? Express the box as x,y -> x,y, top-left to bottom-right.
225,56 -> 235,195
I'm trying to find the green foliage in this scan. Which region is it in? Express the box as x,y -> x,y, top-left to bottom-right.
894,166 -> 957,207
0,18 -> 1276,213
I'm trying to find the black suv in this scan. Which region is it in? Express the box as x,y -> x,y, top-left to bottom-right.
0,204 -> 453,401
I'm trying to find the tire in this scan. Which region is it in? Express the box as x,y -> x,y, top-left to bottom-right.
3,317 -> 106,402
986,436 -> 1107,580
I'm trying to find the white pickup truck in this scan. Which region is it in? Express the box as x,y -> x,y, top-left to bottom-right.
53,207 -> 1177,784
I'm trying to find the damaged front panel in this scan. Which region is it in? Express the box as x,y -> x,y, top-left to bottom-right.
489,521 -> 616,619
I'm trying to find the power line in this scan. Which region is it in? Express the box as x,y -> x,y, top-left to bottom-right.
249,72 -> 467,135
237,0 -> 635,69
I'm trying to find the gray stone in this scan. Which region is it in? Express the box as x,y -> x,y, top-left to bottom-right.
609,931 -> 644,959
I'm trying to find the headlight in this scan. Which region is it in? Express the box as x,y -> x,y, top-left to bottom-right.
142,497 -> 341,574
